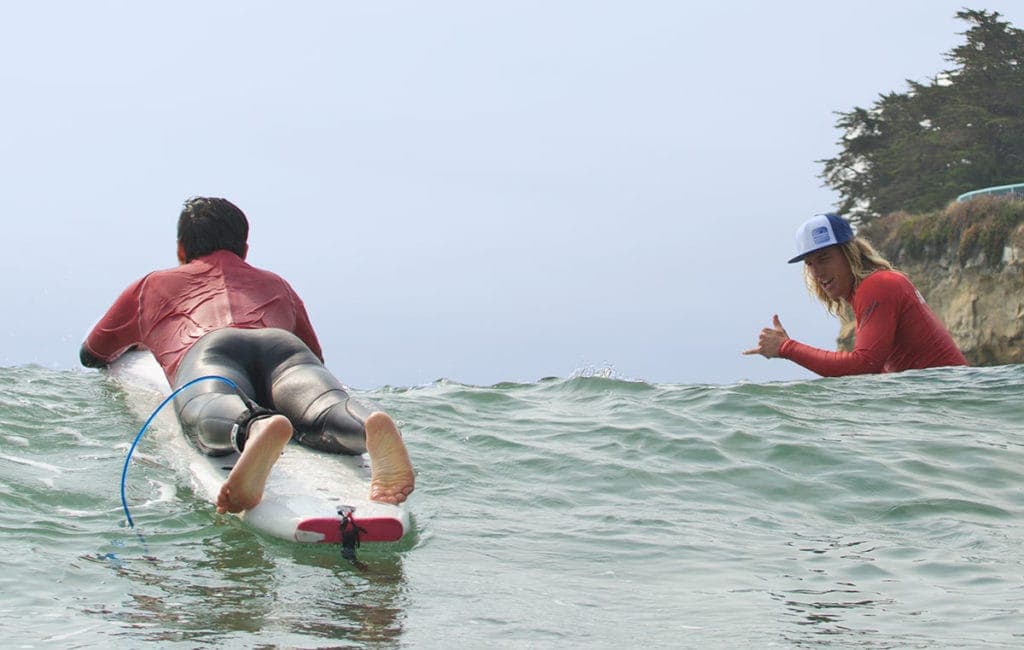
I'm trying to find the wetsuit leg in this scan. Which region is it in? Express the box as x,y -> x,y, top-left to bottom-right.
173,329 -> 259,456
265,346 -> 369,455
174,327 -> 370,456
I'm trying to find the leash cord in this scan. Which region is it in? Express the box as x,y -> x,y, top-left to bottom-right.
120,374 -> 244,528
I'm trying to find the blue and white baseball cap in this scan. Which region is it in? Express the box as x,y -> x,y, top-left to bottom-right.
788,213 -> 855,263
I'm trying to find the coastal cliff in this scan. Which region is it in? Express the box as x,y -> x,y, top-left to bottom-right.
838,196 -> 1024,365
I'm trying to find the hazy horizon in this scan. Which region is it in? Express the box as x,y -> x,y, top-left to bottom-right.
3,1 -> 1019,388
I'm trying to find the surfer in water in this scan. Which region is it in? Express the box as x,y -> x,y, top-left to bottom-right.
744,213 -> 968,376
80,197 -> 414,513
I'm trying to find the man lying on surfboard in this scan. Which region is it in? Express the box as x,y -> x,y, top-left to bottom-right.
80,196 -> 414,514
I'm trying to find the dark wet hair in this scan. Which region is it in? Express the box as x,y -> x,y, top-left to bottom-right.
177,197 -> 249,262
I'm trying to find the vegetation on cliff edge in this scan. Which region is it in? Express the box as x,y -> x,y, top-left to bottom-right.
861,196 -> 1024,269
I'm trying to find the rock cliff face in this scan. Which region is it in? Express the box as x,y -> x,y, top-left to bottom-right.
839,200 -> 1024,366
897,229 -> 1024,365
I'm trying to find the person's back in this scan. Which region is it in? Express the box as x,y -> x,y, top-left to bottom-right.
852,270 -> 967,373
82,248 -> 321,382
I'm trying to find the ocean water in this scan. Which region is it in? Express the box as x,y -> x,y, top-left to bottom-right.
1,363 -> 1022,649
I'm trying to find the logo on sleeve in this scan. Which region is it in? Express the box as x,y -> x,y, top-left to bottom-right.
860,300 -> 879,324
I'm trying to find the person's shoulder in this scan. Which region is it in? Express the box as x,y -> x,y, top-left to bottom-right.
856,270 -> 923,307
142,261 -> 197,285
237,258 -> 296,289
146,263 -> 184,278
122,265 -> 175,290
860,269 -> 912,291
240,258 -> 285,280
211,250 -> 294,287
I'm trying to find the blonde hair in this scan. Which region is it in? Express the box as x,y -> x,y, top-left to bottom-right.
804,237 -> 896,317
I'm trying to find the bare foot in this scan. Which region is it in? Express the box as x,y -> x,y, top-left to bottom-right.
216,415 -> 293,514
364,412 -> 415,505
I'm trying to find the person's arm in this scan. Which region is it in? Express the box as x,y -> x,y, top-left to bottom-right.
80,277 -> 147,368
778,274 -> 900,377
778,338 -> 885,376
79,345 -> 108,368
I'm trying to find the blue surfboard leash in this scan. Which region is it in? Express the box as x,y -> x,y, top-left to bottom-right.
119,373 -> 369,568
120,374 -> 252,528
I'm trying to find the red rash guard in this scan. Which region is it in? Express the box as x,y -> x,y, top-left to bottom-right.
779,270 -> 968,377
82,250 -> 323,383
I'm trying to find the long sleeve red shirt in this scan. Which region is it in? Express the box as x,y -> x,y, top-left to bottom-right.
82,250 -> 323,383
779,270 -> 968,377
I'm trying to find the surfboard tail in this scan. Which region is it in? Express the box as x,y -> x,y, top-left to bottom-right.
295,514 -> 407,543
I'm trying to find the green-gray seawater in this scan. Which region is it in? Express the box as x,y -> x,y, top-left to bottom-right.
1,364 -> 1022,648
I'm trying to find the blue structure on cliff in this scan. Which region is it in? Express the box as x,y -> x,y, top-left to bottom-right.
956,182 -> 1024,202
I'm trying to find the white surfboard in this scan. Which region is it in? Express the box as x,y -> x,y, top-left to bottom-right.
108,350 -> 410,545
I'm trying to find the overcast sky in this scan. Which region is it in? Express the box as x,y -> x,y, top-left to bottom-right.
2,1 -> 1020,388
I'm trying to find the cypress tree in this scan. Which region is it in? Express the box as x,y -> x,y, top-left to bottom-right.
820,10 -> 1024,224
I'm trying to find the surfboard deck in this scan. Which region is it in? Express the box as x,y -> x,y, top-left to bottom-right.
108,350 -> 410,544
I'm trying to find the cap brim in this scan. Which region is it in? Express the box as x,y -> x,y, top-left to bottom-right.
787,244 -> 828,264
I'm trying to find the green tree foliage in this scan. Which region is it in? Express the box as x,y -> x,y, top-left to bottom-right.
820,10 -> 1024,224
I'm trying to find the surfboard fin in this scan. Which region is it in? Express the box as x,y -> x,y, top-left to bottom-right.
338,506 -> 368,569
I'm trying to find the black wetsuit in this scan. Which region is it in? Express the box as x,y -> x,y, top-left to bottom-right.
173,328 -> 373,456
